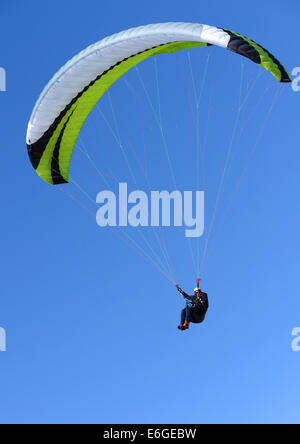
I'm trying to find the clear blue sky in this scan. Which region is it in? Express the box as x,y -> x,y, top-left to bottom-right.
0,0 -> 299,424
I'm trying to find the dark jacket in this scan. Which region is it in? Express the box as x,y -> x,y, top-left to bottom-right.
178,288 -> 209,323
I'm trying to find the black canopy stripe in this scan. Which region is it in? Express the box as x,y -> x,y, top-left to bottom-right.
51,109 -> 76,184
223,29 -> 262,64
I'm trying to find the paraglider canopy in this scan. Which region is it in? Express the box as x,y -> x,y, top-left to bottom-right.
26,22 -> 291,185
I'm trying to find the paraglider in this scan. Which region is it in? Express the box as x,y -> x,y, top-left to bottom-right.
176,284 -> 209,330
26,22 -> 291,329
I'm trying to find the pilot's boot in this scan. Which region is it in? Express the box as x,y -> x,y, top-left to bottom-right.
182,320 -> 189,330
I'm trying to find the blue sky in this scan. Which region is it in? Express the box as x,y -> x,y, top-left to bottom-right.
0,0 -> 299,424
